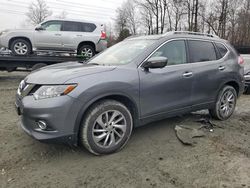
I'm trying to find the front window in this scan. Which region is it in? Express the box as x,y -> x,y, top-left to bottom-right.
151,40 -> 187,66
89,39 -> 155,65
41,21 -> 62,31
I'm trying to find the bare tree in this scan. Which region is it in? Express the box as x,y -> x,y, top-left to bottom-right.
114,0 -> 249,45
170,0 -> 186,31
136,1 -> 154,34
55,10 -> 68,19
114,6 -> 127,34
26,0 -> 52,25
124,0 -> 138,35
114,4 -> 132,41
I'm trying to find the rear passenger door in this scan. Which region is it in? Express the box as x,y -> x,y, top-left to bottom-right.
61,21 -> 83,50
187,40 -> 227,106
62,21 -> 98,51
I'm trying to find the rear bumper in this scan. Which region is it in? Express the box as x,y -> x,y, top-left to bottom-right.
96,40 -> 107,52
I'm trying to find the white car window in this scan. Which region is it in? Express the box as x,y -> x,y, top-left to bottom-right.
42,21 -> 62,31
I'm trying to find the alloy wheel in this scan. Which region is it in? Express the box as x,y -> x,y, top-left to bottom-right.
81,48 -> 93,58
14,42 -> 28,55
219,90 -> 236,118
92,110 -> 127,148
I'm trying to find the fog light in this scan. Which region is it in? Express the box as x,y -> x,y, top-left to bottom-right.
37,120 -> 47,130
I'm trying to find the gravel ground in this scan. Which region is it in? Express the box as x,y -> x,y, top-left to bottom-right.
0,71 -> 250,188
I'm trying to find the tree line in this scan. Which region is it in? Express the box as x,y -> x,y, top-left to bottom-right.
114,0 -> 250,46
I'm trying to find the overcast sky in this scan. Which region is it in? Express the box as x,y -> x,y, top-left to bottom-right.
0,0 -> 125,30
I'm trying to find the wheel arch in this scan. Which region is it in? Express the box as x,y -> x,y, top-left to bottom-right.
224,81 -> 240,96
74,93 -> 139,142
77,41 -> 96,53
8,36 -> 32,50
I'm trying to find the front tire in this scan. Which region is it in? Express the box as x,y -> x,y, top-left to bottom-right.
10,39 -> 32,56
209,85 -> 237,120
80,100 -> 133,155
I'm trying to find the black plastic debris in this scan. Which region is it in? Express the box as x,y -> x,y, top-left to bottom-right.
196,118 -> 224,131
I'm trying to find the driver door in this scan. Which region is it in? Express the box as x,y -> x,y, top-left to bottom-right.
34,20 -> 64,50
139,39 -> 194,118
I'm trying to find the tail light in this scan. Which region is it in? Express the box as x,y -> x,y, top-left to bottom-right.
100,31 -> 106,40
238,56 -> 244,66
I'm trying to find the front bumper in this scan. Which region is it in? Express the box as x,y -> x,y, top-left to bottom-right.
15,94 -> 81,145
0,35 -> 8,48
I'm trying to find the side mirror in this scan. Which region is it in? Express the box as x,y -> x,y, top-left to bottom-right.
35,26 -> 44,31
143,56 -> 168,69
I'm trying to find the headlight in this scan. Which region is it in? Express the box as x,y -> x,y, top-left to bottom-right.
0,30 -> 8,36
33,84 -> 77,100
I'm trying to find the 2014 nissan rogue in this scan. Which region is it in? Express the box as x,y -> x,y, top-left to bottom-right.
15,31 -> 245,155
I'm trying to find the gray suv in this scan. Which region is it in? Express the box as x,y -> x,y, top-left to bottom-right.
0,19 -> 107,57
15,31 -> 245,155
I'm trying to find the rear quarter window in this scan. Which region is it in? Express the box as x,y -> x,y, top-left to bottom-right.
215,42 -> 228,58
81,23 -> 97,32
188,40 -> 217,63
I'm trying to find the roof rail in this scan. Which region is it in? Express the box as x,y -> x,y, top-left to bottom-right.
172,31 -> 219,38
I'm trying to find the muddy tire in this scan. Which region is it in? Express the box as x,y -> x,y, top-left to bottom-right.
209,85 -> 237,120
80,100 -> 133,155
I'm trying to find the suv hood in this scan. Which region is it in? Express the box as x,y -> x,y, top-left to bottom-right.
25,62 -> 116,84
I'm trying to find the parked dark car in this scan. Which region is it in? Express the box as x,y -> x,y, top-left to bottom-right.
15,31 -> 245,155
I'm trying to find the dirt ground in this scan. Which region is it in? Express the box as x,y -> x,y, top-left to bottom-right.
0,71 -> 250,188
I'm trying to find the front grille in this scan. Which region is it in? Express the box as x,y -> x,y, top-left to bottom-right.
18,80 -> 39,98
28,85 -> 41,95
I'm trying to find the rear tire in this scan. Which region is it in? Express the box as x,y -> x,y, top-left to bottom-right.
10,39 -> 32,56
77,45 -> 95,59
80,100 -> 133,155
209,85 -> 237,120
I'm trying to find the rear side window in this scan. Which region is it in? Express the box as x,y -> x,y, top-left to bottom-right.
188,40 -> 217,63
215,42 -> 228,58
63,21 -> 81,32
81,23 -> 96,32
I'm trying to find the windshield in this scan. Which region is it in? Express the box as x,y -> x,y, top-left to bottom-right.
89,39 -> 155,65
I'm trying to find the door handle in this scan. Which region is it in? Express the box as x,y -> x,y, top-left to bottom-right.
218,66 -> 225,71
55,34 -> 61,36
183,72 -> 193,78
76,35 -> 82,37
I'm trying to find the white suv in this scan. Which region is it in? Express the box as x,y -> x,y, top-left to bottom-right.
0,19 -> 107,57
